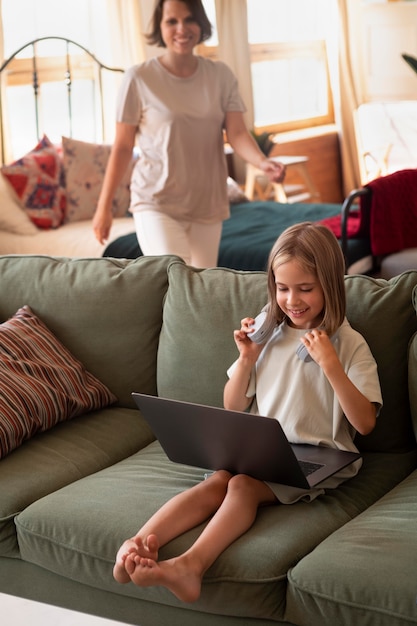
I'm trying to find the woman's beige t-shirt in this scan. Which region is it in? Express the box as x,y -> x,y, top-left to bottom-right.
117,56 -> 246,223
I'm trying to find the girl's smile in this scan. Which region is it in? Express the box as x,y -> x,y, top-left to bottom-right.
274,259 -> 325,329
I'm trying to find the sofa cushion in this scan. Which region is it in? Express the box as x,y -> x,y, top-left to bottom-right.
14,441 -> 417,622
157,260 -> 268,407
0,305 -> 116,459
0,255 -> 171,408
0,407 -> 154,558
345,271 -> 417,452
286,468 -> 417,626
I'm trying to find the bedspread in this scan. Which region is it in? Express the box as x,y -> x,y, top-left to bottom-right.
103,202 -> 371,271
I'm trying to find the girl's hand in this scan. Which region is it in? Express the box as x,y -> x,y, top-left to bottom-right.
224,317 -> 264,412
299,329 -> 338,368
233,317 -> 264,361
301,329 -> 377,436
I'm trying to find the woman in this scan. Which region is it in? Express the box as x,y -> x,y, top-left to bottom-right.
93,0 -> 285,267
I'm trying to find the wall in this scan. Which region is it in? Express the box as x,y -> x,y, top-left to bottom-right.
359,1 -> 417,101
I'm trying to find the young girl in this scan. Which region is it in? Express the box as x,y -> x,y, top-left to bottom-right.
113,222 -> 382,603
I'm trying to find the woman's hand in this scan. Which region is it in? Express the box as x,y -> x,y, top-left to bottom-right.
93,121 -> 137,244
258,158 -> 286,183
92,206 -> 113,245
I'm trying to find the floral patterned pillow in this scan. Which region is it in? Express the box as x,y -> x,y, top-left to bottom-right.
1,135 -> 66,229
62,136 -> 137,223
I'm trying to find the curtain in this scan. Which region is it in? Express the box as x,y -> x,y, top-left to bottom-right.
98,0 -> 146,142
336,0 -> 365,194
0,0 -> 8,163
214,0 -> 253,180
214,0 -> 254,129
104,0 -> 145,68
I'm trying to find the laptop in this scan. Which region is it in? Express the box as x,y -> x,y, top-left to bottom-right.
132,393 -> 361,490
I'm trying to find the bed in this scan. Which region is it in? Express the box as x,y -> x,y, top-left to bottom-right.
104,199 -> 372,273
0,36 -> 371,270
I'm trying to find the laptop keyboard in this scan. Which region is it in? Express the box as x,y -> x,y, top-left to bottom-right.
299,459 -> 324,476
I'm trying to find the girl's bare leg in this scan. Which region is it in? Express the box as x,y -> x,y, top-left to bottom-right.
113,470 -> 232,583
125,474 -> 277,602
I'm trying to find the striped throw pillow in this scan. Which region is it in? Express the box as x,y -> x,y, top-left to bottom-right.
0,305 -> 117,459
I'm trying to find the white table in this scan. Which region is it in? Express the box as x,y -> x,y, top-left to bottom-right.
245,155 -> 320,204
0,592 -> 133,625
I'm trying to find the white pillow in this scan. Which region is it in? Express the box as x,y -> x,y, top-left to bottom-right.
0,173 -> 38,235
227,176 -> 249,204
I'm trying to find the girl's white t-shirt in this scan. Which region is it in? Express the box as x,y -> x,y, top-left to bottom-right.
117,56 -> 246,223
227,318 -> 382,501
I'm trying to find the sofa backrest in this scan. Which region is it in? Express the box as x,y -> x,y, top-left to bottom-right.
409,332 -> 417,440
1,256 -> 415,452
158,261 -> 417,454
345,271 -> 417,453
408,287 -> 417,441
0,255 -> 171,408
157,260 -> 268,407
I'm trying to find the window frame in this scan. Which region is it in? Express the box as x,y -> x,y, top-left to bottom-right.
249,39 -> 334,133
197,27 -> 334,135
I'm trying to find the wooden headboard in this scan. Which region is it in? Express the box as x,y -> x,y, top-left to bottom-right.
0,36 -> 124,163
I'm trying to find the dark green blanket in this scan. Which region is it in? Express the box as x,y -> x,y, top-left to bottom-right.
103,201 -> 370,271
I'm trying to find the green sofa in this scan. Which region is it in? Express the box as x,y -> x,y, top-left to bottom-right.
0,254 -> 416,626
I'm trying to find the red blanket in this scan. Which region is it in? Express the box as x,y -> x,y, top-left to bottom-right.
320,169 -> 417,256
365,169 -> 417,256
318,210 -> 363,239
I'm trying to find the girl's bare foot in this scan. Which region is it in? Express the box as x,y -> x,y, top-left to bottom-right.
134,533 -> 159,561
113,534 -> 159,584
113,538 -> 139,583
125,554 -> 203,603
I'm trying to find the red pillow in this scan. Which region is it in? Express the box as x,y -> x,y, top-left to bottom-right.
1,135 -> 66,229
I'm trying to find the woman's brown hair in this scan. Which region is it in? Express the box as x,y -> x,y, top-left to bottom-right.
266,222 -> 346,337
146,0 -> 212,47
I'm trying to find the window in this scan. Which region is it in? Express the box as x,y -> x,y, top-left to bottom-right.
201,0 -> 336,134
1,0 -> 100,58
0,0 -> 114,159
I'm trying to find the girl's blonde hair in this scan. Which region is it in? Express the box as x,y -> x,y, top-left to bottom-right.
266,222 -> 346,336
